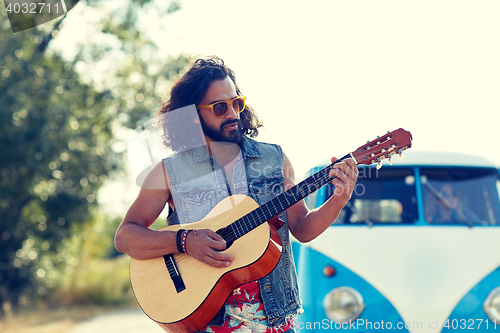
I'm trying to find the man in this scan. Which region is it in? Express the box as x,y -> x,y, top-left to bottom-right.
114,56 -> 358,332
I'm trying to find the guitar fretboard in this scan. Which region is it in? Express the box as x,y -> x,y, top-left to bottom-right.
224,153 -> 352,242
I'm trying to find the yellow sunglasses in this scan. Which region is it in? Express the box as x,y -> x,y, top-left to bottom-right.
196,96 -> 247,118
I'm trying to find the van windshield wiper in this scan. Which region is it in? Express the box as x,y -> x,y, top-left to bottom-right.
420,176 -> 473,228
346,201 -> 373,227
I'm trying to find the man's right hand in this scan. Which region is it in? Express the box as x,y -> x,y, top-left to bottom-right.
184,229 -> 234,268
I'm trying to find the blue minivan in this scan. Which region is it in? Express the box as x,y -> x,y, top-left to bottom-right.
293,151 -> 500,332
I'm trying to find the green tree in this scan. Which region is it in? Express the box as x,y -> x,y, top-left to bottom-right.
0,14 -> 118,310
0,0 -> 187,313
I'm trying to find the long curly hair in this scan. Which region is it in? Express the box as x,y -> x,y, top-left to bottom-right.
157,56 -> 263,151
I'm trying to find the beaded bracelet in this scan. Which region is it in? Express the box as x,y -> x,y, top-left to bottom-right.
181,229 -> 198,254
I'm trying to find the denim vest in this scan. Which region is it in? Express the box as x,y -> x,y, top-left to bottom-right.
162,137 -> 303,327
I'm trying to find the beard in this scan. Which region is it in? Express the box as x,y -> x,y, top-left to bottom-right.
199,116 -> 244,144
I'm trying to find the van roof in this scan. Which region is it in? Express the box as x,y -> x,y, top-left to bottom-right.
377,150 -> 497,168
314,151 -> 498,169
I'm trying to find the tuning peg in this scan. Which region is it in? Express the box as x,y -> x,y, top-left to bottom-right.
388,156 -> 392,165
397,152 -> 404,160
377,161 -> 383,170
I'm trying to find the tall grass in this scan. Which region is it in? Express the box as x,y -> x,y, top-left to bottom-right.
53,254 -> 135,306
4,209 -> 171,318
32,209 -> 139,308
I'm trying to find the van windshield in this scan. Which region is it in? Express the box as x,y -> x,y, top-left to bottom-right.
330,167 -> 417,225
421,168 -> 500,226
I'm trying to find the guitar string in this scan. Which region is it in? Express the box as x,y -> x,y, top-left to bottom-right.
194,141 -> 407,242
228,159 -> 341,240
227,152 -> 357,240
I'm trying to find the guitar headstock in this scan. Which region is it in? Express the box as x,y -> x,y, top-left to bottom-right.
351,128 -> 413,169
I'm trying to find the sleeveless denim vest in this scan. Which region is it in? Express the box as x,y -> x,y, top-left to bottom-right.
162,137 -> 303,327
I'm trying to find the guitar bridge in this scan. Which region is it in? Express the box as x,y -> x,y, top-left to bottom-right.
163,254 -> 186,293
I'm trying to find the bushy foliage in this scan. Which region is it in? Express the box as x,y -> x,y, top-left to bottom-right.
0,15 -> 118,308
0,0 -> 188,312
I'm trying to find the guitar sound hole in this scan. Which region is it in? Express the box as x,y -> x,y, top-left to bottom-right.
216,227 -> 235,250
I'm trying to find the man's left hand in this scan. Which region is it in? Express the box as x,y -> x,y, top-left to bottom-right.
328,157 -> 359,205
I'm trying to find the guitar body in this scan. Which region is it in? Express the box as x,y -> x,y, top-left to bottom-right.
129,195 -> 283,333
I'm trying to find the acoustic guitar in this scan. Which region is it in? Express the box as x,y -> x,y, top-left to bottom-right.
129,128 -> 413,333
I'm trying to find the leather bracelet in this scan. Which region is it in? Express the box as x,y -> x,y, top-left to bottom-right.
176,229 -> 186,253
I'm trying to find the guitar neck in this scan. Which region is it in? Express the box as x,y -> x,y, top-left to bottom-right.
223,128 -> 413,242
228,153 -> 353,240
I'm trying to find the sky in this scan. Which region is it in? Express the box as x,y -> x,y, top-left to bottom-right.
51,0 -> 500,215
146,0 -> 500,175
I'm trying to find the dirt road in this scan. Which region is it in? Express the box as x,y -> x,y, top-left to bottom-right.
69,308 -> 164,333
